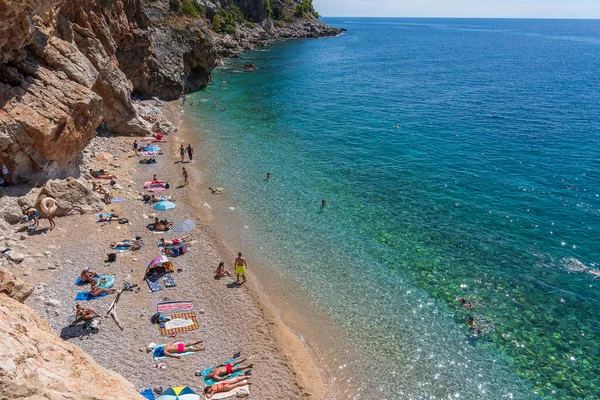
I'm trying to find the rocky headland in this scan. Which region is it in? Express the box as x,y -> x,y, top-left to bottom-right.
0,1 -> 340,398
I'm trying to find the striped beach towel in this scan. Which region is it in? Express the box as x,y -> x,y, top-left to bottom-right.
162,273 -> 177,288
159,312 -> 198,335
171,220 -> 195,233
157,301 -> 195,314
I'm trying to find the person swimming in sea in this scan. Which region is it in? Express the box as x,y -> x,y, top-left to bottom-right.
266,172 -> 271,179
394,123 -> 401,128
321,199 -> 327,207
459,298 -> 473,309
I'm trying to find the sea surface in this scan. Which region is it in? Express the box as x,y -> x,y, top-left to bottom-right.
186,18 -> 600,399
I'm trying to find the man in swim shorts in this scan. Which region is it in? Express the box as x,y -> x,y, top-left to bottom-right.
204,356 -> 253,381
150,339 -> 204,359
233,252 -> 248,284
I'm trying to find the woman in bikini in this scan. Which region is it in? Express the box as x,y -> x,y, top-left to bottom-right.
80,267 -> 99,283
150,339 -> 204,359
214,261 -> 232,279
204,376 -> 251,399
90,282 -> 116,297
75,304 -> 100,321
204,356 -> 253,381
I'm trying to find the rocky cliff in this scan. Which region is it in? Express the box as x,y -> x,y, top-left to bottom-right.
0,269 -> 144,400
0,0 -> 340,182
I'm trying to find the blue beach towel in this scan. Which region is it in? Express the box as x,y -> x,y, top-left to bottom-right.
75,291 -> 109,301
110,198 -> 126,203
201,358 -> 243,386
146,277 -> 163,292
140,389 -> 155,400
96,213 -> 113,222
162,273 -> 176,288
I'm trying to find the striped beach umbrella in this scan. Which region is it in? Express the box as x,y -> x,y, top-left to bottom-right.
157,386 -> 200,400
171,219 -> 195,233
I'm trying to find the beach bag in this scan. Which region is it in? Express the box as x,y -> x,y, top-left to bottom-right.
143,194 -> 151,202
107,253 -> 116,262
164,183 -> 170,189
150,312 -> 161,324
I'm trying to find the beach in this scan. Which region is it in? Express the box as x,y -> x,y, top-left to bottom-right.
8,102 -> 326,399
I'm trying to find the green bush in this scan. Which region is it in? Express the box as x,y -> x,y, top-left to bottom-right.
169,0 -> 181,12
244,21 -> 257,29
294,0 -> 315,18
212,15 -> 222,32
192,0 -> 203,14
180,0 -> 198,17
223,24 -> 236,34
264,0 -> 273,19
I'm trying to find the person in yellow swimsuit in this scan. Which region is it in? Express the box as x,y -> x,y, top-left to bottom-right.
234,252 -> 248,284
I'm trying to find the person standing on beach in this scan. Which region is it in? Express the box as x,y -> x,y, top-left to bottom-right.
133,140 -> 138,155
179,145 -> 185,163
182,167 -> 189,186
234,252 -> 248,284
186,144 -> 194,162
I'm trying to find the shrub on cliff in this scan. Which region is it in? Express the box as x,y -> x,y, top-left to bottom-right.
294,0 -> 317,19
212,14 -> 222,32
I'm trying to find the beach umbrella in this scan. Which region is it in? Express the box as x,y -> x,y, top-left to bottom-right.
154,201 -> 176,211
171,219 -> 195,233
157,386 -> 199,400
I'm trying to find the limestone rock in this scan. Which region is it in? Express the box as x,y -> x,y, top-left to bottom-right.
39,177 -> 105,216
209,186 -> 225,195
8,253 -> 25,262
0,295 -> 144,399
243,62 -> 258,71
0,267 -> 34,302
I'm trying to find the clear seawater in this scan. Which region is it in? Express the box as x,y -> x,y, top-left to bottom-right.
187,18 -> 600,399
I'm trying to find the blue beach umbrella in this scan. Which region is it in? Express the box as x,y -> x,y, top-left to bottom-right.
154,201 -> 176,211
157,386 -> 199,400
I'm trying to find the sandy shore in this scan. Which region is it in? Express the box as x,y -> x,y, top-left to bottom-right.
9,102 -> 326,399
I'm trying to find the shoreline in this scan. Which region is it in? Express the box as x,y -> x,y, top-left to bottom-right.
3,100 -> 328,399
163,103 -> 331,399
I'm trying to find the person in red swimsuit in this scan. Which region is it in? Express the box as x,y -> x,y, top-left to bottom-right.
204,376 -> 251,399
204,355 -> 253,381
149,339 -> 204,359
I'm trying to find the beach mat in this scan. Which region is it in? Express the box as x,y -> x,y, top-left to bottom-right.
96,275 -> 114,289
162,273 -> 176,288
157,301 -> 195,314
201,359 -> 243,386
146,277 -> 163,292
138,163 -> 158,167
159,312 -> 198,335
147,187 -> 166,192
171,220 -> 195,233
110,198 -> 126,203
75,291 -> 109,301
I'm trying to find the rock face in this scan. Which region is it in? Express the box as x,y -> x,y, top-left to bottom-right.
0,0 -> 341,181
0,268 -> 34,302
0,293 -> 144,399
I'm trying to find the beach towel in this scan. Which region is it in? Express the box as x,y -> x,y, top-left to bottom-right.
147,187 -> 166,192
60,323 -> 99,340
139,389 -> 155,400
75,291 -> 109,301
146,277 -> 163,292
110,198 -> 126,203
201,359 -> 243,386
138,163 -> 158,167
152,344 -> 198,360
157,301 -> 195,314
144,181 -> 166,187
162,273 -> 177,287
112,245 -> 131,251
159,312 -> 198,335
171,220 -> 195,233
96,275 -> 115,289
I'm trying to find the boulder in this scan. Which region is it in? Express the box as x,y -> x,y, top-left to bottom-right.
8,253 -> 25,263
0,267 -> 34,302
0,295 -> 144,399
243,62 -> 258,71
209,186 -> 225,195
0,195 -> 23,224
38,178 -> 104,216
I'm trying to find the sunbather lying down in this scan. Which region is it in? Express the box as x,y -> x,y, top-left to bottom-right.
80,267 -> 99,284
204,376 -> 251,399
88,169 -> 115,179
149,217 -> 173,231
159,237 -> 190,246
205,356 -> 253,382
90,282 -> 116,296
110,238 -> 143,249
148,340 -> 205,359
139,157 -> 157,164
99,213 -> 128,223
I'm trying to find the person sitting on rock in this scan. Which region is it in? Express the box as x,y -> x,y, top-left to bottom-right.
204,376 -> 252,399
80,267 -> 99,284
204,356 -> 253,382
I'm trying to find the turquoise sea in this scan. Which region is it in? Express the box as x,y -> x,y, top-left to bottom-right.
187,18 -> 600,399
